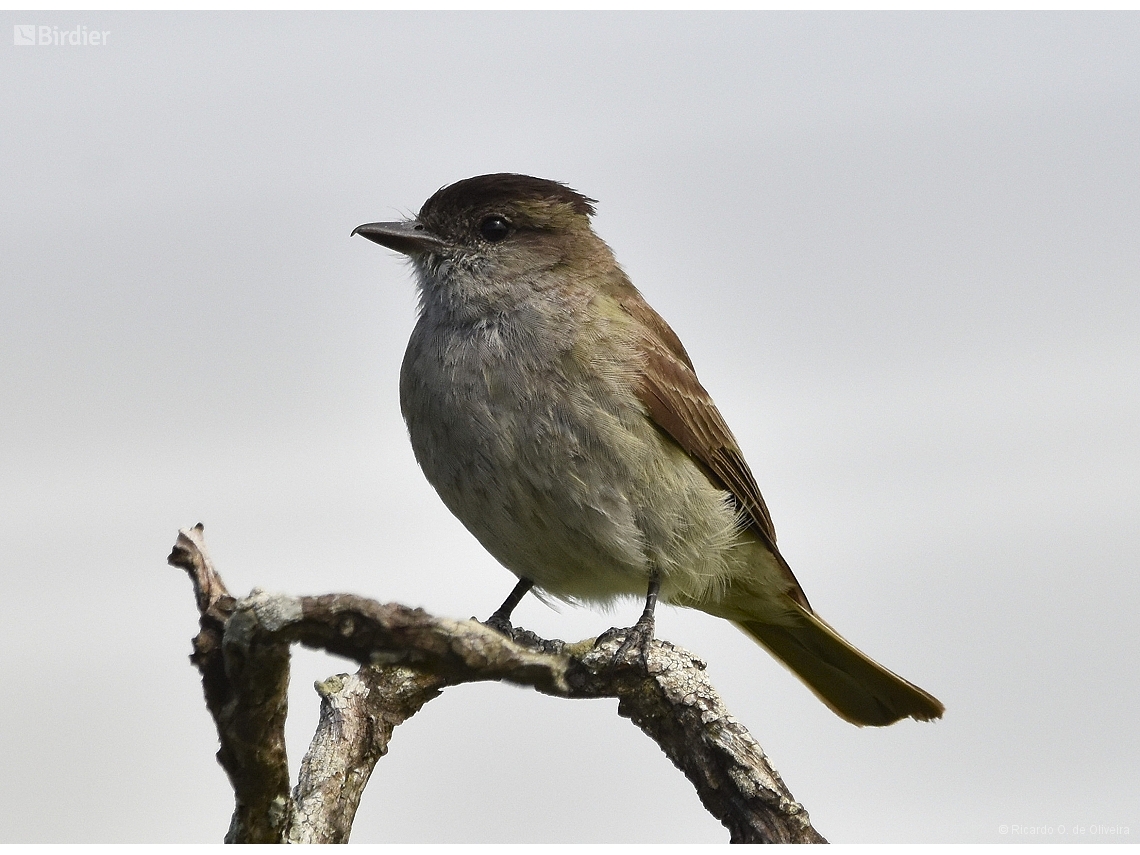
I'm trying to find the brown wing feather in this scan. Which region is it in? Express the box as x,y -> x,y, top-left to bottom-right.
618,292 -> 812,611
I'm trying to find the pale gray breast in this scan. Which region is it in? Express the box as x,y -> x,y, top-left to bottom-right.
398,305 -> 655,599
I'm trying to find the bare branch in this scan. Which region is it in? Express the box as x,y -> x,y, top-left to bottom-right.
500,630 -> 825,843
289,667 -> 445,843
168,524 -> 826,844
169,526 -> 292,843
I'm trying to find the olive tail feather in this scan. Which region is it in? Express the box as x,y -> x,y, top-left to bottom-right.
737,610 -> 945,727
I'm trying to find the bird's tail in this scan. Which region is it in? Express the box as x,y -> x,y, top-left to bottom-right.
736,608 -> 945,727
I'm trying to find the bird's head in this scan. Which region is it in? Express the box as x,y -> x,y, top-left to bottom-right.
353,174 -> 616,314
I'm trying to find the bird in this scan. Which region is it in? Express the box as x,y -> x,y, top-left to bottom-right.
353,173 -> 944,726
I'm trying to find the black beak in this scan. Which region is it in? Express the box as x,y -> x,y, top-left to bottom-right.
351,220 -> 449,256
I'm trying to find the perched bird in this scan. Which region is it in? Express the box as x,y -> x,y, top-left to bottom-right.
353,173 -> 944,726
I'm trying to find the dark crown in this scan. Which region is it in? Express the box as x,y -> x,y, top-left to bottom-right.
420,174 -> 597,221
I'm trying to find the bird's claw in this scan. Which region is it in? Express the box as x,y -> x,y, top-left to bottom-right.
482,613 -> 515,636
600,613 -> 656,669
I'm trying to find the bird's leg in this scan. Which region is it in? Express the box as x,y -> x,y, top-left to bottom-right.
609,571 -> 661,666
483,577 -> 534,635
638,571 -> 661,627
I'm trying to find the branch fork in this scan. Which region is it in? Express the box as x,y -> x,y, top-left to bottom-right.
167,523 -> 825,843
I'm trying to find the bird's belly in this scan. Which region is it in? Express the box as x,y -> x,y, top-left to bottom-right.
400,332 -> 744,606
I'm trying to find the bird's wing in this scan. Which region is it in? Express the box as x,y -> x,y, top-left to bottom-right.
618,292 -> 811,609
617,293 -> 775,539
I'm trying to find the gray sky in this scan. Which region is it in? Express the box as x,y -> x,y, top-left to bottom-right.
2,11 -> 1137,844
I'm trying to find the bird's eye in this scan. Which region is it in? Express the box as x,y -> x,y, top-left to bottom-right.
479,216 -> 511,243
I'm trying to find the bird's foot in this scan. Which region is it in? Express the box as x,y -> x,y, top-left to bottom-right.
598,612 -> 656,669
481,614 -> 566,655
482,612 -> 515,636
481,577 -> 534,639
597,572 -> 661,669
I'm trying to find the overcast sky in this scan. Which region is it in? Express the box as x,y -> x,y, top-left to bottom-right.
2,11 -> 1137,844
